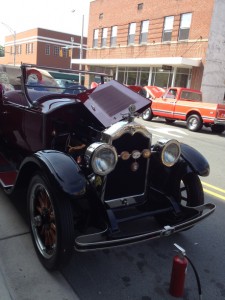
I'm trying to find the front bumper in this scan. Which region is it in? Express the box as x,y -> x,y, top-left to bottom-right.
74,203 -> 215,251
214,118 -> 225,125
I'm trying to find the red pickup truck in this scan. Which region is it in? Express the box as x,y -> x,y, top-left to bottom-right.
142,86 -> 225,133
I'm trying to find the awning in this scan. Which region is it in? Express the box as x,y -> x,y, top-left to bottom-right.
71,57 -> 202,68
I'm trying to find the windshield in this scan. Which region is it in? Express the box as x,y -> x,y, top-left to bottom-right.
25,67 -> 87,97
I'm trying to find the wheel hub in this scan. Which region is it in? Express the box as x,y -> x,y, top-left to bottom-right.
30,184 -> 57,257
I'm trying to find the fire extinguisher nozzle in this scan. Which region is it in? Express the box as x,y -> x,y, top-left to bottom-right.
174,243 -> 186,256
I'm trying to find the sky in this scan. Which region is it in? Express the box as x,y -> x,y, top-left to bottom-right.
0,0 -> 90,45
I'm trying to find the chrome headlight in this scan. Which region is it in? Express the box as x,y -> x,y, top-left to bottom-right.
156,139 -> 181,167
85,142 -> 118,175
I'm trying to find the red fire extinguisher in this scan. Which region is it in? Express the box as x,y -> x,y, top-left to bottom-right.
169,243 -> 188,297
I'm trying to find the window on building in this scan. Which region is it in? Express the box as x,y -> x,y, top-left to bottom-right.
93,29 -> 99,48
62,48 -> 67,57
26,43 -> 33,54
99,13 -> 103,19
162,16 -> 174,42
15,45 -> 22,55
110,26 -> 117,47
140,20 -> 149,44
179,13 -> 192,41
54,46 -> 60,56
29,43 -> 33,53
128,22 -> 136,45
138,3 -> 143,10
101,28 -> 108,47
45,44 -> 50,55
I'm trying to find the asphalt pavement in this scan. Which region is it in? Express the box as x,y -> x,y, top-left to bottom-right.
0,189 -> 79,300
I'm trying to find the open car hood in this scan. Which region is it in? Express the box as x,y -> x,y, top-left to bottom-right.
143,86 -> 166,99
84,80 -> 150,127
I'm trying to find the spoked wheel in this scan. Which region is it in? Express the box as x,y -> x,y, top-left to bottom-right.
155,173 -> 204,226
142,108 -> 153,121
27,173 -> 75,270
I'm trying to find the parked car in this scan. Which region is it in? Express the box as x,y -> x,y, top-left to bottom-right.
0,64 -> 215,270
126,85 -> 149,97
142,86 -> 225,133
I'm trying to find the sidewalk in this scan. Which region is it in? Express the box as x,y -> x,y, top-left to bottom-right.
0,189 -> 80,300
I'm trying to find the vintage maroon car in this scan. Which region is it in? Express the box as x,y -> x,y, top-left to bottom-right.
0,64 -> 215,270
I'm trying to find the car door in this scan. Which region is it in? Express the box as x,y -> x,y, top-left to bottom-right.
153,88 -> 177,118
0,90 -> 43,152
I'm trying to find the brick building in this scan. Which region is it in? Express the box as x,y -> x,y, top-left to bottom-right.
0,28 -> 87,71
72,0 -> 225,103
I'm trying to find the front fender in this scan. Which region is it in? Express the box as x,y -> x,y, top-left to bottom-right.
180,143 -> 210,177
18,150 -> 87,197
149,143 -> 209,194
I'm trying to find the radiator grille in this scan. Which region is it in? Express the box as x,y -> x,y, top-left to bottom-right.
104,132 -> 150,201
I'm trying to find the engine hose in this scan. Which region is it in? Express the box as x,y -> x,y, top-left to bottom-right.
185,255 -> 202,300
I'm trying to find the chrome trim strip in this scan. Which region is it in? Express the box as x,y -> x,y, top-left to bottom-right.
101,121 -> 152,144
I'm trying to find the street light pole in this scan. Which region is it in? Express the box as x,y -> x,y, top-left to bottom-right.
70,37 -> 74,69
79,14 -> 84,85
71,10 -> 84,84
1,22 -> 16,66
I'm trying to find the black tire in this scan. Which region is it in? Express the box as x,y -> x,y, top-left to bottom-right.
27,173 -> 75,270
155,173 -> 204,225
211,124 -> 225,134
179,173 -> 204,206
165,118 -> 175,124
142,108 -> 153,121
186,114 -> 203,132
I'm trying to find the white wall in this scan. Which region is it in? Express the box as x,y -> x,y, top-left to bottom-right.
201,0 -> 225,103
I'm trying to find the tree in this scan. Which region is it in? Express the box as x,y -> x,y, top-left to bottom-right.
0,45 -> 4,57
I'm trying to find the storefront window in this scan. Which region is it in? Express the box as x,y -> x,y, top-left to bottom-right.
117,67 -> 150,86
117,71 -> 126,84
139,68 -> 150,86
116,67 -> 191,88
127,71 -> 137,85
175,68 -> 191,87
151,68 -> 173,88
